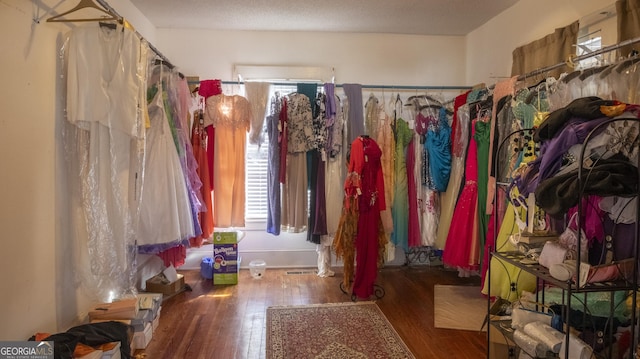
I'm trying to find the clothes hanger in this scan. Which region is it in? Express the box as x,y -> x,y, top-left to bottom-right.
560,69 -> 582,84
47,0 -> 121,23
614,55 -> 640,73
406,94 -> 443,106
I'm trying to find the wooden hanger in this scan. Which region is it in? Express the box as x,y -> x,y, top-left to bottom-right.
47,0 -> 120,23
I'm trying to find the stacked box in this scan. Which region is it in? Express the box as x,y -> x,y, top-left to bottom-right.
100,342 -> 121,359
131,322 -> 153,350
88,298 -> 138,321
137,293 -> 162,316
137,293 -> 162,335
212,232 -> 239,285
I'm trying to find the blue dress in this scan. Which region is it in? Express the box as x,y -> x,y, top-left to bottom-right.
425,107 -> 452,192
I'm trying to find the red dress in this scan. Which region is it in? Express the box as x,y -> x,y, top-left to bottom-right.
443,120 -> 480,272
348,136 -> 386,299
190,110 -> 213,247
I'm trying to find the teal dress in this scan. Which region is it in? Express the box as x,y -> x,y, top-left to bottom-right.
391,119 -> 412,251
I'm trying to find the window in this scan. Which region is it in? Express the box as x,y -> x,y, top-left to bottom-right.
576,33 -> 602,69
245,133 -> 270,221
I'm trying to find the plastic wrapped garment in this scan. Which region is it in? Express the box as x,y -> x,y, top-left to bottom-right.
62,23 -> 147,300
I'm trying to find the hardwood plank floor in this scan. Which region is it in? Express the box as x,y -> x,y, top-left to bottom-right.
139,265 -> 488,359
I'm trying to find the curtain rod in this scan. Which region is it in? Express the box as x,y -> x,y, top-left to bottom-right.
92,0 -> 175,68
516,35 -> 640,81
220,81 -> 471,91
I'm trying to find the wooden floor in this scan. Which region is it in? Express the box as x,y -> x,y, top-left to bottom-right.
139,265 -> 488,359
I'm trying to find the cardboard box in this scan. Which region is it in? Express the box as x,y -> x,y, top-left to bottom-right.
488,318 -> 517,359
212,232 -> 239,285
88,298 -> 138,321
152,307 -> 161,334
145,273 -> 184,295
489,341 -> 517,359
137,293 -> 162,317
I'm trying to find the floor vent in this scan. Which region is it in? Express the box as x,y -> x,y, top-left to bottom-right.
285,270 -> 317,275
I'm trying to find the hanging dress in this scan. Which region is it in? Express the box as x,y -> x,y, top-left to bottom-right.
481,202 -> 537,302
435,93 -> 470,249
307,92 -> 327,244
282,93 -> 314,232
352,136 -> 386,299
138,81 -> 194,248
376,108 -> 395,238
204,94 -> 252,228
475,99 -> 493,269
443,119 -> 480,274
65,23 -> 145,298
324,94 -> 345,237
266,94 -> 283,235
420,108 -> 451,246
391,118 -> 412,252
406,135 -> 421,248
189,109 -> 213,247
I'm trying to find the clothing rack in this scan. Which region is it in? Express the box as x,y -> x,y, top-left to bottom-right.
44,0 -> 175,68
515,35 -> 640,81
95,0 -> 174,68
221,80 -> 471,91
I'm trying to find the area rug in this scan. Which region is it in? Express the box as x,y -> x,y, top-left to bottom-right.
266,301 -> 416,359
434,285 -> 487,331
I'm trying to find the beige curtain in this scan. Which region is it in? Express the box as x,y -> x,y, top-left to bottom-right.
617,0 -> 640,57
511,21 -> 579,86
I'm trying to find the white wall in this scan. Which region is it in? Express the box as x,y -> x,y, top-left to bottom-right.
0,0 -> 59,341
157,29 -> 467,86
466,0 -> 616,85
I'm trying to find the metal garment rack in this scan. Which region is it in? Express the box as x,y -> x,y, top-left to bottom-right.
514,35 -> 640,82
93,0 -> 174,67
221,81 -> 472,91
42,0 -> 175,67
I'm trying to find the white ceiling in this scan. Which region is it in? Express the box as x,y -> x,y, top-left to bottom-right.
129,0 -> 520,36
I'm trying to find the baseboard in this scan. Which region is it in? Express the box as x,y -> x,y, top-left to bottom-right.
181,246 -> 327,270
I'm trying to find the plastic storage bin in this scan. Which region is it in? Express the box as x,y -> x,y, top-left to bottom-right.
249,260 -> 267,279
200,257 -> 213,279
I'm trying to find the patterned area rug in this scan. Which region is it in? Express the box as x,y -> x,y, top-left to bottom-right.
433,285 -> 486,331
266,301 -> 416,359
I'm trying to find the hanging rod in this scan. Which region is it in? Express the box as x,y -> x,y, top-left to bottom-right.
516,35 -> 640,81
221,81 -> 471,91
93,0 -> 174,68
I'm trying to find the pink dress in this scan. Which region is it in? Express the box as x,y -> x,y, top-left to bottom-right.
443,119 -> 480,272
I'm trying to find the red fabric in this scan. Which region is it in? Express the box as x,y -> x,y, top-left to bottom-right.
198,79 -> 222,99
206,126 -> 215,190
157,245 -> 187,268
406,138 -> 421,248
190,116 -> 214,247
451,90 -> 470,151
350,136 -> 385,299
344,137 -> 364,201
